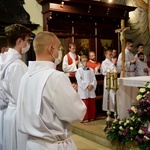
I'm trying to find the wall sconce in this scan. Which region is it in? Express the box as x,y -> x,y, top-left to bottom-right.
60,1 -> 64,9
88,5 -> 91,13
108,0 -> 113,3
47,12 -> 52,23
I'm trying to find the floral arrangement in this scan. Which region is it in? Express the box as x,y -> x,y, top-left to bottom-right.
106,81 -> 150,150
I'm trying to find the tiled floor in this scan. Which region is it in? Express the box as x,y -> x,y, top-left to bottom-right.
72,134 -> 112,150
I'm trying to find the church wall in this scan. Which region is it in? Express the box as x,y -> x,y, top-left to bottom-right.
24,0 -> 43,34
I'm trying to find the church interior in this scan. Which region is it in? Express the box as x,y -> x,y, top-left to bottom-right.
0,0 -> 150,149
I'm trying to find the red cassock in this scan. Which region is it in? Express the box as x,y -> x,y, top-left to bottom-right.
87,60 -> 101,71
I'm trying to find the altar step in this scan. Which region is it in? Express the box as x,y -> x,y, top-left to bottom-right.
72,119 -> 113,149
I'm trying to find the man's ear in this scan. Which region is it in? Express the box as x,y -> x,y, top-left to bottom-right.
16,38 -> 22,45
48,45 -> 53,53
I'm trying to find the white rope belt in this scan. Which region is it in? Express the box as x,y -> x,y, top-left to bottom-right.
28,135 -> 71,144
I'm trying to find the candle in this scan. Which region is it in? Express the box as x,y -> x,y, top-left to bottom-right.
113,69 -> 118,90
106,68 -> 111,89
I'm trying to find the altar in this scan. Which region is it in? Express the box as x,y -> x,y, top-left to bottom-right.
117,76 -> 150,119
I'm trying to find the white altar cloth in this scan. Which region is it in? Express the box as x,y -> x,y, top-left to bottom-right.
117,76 -> 150,119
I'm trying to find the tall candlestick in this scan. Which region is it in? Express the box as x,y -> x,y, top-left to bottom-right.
113,69 -> 118,90
106,68 -> 111,89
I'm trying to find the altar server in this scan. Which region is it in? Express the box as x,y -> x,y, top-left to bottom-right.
75,55 -> 97,122
17,31 -> 86,150
117,39 -> 137,77
101,49 -> 117,112
135,52 -> 150,76
62,43 -> 80,77
0,24 -> 31,150
87,51 -> 101,74
135,43 -> 147,63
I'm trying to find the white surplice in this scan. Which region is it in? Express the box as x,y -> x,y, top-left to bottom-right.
17,61 -> 86,150
101,58 -> 117,112
0,48 -> 28,150
117,49 -> 135,77
62,52 -> 80,76
75,67 -> 97,99
135,59 -> 150,76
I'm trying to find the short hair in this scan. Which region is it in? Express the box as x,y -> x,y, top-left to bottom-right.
125,39 -> 133,45
5,24 -> 32,47
137,43 -> 144,48
137,52 -> 144,57
104,47 -> 112,54
69,43 -> 76,49
112,49 -> 117,52
33,31 -> 57,54
80,55 -> 88,61
0,36 -> 8,52
88,51 -> 95,56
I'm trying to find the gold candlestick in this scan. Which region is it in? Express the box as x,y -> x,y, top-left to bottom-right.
112,69 -> 118,122
104,68 -> 112,132
106,68 -> 111,90
112,69 -> 118,90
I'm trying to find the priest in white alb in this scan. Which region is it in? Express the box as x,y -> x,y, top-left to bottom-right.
117,39 -> 137,77
17,31 -> 86,150
0,24 -> 32,150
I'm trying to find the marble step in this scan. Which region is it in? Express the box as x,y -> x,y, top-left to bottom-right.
72,133 -> 112,150
72,119 -> 113,149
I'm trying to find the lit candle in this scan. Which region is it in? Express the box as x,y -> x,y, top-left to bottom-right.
106,68 -> 111,89
113,69 -> 118,90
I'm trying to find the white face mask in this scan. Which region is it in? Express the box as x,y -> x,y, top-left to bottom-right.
55,50 -> 62,65
22,43 -> 30,54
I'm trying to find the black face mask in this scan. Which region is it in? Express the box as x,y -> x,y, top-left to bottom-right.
140,58 -> 144,61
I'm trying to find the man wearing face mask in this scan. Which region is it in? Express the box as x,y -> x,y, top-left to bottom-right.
16,31 -> 86,150
0,24 -> 31,150
135,52 -> 150,76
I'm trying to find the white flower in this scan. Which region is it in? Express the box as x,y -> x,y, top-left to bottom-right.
119,121 -> 123,124
147,84 -> 150,89
144,136 -> 150,141
119,126 -> 124,131
126,120 -> 130,124
138,129 -> 143,134
130,127 -> 133,130
139,88 -> 146,93
124,123 -> 127,126
136,94 -> 142,101
131,106 -> 137,113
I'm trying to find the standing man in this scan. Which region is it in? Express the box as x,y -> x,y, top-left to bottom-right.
135,43 -> 147,63
17,31 -> 86,150
101,49 -> 117,112
87,51 -> 101,74
112,49 -> 118,61
62,43 -> 80,77
135,52 -> 150,76
117,39 -> 137,77
0,24 -> 31,150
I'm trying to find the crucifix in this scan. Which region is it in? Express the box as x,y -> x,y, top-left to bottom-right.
115,19 -> 130,77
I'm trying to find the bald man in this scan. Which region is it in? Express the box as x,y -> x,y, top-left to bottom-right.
17,31 -> 86,150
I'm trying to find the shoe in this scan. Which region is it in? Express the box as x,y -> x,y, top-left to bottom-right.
81,120 -> 89,123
